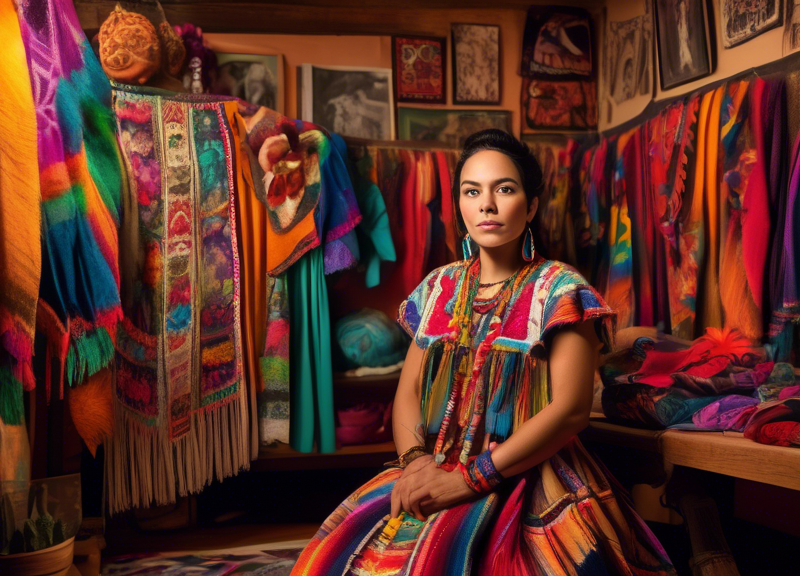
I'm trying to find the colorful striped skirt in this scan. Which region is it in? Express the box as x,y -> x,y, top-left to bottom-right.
291,438 -> 676,576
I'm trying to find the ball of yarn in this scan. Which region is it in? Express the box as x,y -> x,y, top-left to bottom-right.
335,309 -> 407,368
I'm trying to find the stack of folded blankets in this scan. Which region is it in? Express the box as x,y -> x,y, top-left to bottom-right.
600,327 -> 800,447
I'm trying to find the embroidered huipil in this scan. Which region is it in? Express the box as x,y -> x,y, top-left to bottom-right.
291,256 -> 676,576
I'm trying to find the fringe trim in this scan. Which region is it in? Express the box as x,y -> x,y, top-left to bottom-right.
105,389 -> 250,515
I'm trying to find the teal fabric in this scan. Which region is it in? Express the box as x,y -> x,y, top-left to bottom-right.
288,247 -> 336,453
347,146 -> 396,288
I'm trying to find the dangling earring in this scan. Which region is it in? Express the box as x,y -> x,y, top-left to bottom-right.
462,233 -> 473,259
522,227 -> 535,262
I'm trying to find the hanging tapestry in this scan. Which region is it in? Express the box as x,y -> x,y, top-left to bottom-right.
258,274 -> 290,445
0,0 -> 40,407
17,0 -> 123,399
574,138 -> 610,285
521,6 -> 593,79
521,78 -> 597,131
645,94 -> 703,339
718,79 -> 764,341
109,88 -> 248,513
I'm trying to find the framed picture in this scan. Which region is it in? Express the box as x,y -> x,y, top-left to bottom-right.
397,107 -> 511,148
784,0 -> 800,55
212,53 -> 284,113
654,0 -> 713,90
298,64 -> 394,140
521,78 -> 597,131
520,6 -> 593,79
392,35 -> 446,104
721,0 -> 783,48
451,23 -> 501,105
606,14 -> 653,105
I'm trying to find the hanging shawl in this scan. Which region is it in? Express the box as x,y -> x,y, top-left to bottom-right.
718,79 -> 764,341
17,0 -> 123,397
646,94 -> 704,339
573,138 -> 608,285
698,85 -> 726,331
109,88 -> 248,513
0,0 -> 40,411
398,256 -> 615,467
604,132 -> 635,329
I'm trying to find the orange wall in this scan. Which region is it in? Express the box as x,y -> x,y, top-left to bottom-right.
206,8 -> 528,137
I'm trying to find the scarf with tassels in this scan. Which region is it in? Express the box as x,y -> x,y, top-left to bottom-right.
0,0 -> 40,420
17,0 -> 123,400
109,87 -> 249,513
398,256 -> 615,469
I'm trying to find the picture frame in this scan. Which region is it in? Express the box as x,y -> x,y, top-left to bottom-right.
654,0 -> 713,90
298,64 -> 395,140
605,14 -> 653,105
397,107 -> 511,148
391,35 -> 447,104
451,23 -> 501,105
783,0 -> 800,55
521,78 -> 597,131
721,0 -> 783,48
212,52 -> 284,113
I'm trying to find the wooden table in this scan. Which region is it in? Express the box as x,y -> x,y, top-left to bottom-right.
582,414 -> 800,492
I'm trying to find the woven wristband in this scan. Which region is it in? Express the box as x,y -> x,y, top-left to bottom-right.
459,450 -> 504,495
384,445 -> 427,469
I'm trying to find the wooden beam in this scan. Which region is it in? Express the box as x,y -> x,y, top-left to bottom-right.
76,0 -> 599,35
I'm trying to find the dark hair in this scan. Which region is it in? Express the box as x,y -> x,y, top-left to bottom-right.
452,129 -> 544,237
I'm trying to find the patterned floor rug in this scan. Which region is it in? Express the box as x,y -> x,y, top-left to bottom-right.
102,539 -> 308,575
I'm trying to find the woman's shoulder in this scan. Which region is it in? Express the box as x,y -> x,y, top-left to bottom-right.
518,258 -> 589,293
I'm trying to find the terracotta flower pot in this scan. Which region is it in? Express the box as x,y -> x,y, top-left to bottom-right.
0,536 -> 74,576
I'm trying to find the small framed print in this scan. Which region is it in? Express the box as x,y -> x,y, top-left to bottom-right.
212,52 -> 284,113
654,0 -> 713,90
451,23 -> 501,105
392,35 -> 446,104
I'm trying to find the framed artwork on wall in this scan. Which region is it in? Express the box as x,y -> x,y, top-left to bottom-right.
605,14 -> 653,105
298,64 -> 394,140
721,0 -> 783,48
392,35 -> 446,104
654,0 -> 713,90
521,78 -> 597,131
784,0 -> 800,54
212,52 -> 284,113
397,107 -> 511,147
520,6 -> 594,80
451,23 -> 501,105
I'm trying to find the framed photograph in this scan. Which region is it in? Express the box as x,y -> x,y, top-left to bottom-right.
397,107 -> 511,148
721,0 -> 783,48
655,0 -> 713,90
784,0 -> 800,55
212,53 -> 284,113
451,23 -> 501,105
298,64 -> 394,140
392,35 -> 446,104
521,78 -> 597,131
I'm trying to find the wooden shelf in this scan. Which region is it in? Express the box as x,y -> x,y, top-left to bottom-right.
254,441 -> 396,471
333,369 -> 402,388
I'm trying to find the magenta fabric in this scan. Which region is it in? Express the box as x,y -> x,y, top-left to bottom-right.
691,394 -> 759,431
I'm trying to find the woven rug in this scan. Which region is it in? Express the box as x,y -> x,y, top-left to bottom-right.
102,540 -> 307,575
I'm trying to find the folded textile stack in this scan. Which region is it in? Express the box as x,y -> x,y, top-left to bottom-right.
600,327 -> 788,431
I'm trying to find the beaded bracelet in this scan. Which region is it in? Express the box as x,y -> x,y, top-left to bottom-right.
384,445 -> 428,469
459,450 -> 504,495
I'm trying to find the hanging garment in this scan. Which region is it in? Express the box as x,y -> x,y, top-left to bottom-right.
605,132 -> 635,329
346,144 -> 396,288
292,257 -> 676,576
258,274 -> 290,445
0,0 -> 40,409
574,138 -> 609,286
18,0 -> 123,398
718,79 -> 764,341
288,248 -> 335,454
646,94 -> 704,340
109,89 -> 249,513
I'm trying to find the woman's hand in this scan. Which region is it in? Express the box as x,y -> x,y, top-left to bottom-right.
390,458 -> 475,520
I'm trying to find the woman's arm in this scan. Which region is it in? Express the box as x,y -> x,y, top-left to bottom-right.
490,319 -> 600,477
392,341 -> 426,454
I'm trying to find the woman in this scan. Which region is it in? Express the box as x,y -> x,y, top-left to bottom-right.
291,130 -> 676,575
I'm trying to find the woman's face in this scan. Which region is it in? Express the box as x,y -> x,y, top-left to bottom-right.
458,150 -> 538,250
